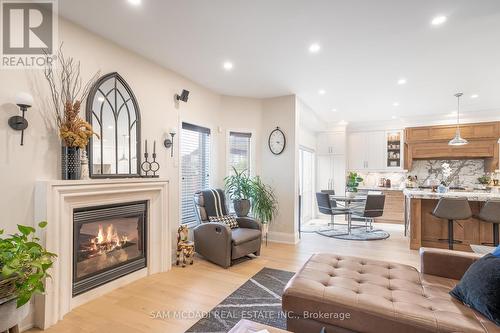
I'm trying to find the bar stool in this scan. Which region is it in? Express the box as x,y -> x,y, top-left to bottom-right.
478,200 -> 500,247
432,197 -> 472,250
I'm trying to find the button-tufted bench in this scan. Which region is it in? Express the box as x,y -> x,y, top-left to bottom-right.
282,248 -> 500,333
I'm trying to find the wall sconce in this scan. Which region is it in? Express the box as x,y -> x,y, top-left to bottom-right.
164,128 -> 177,157
8,92 -> 33,146
175,89 -> 190,103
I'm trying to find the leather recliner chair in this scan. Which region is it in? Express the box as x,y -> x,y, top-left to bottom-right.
193,189 -> 262,268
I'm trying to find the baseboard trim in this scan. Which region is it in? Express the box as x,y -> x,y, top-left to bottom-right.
267,231 -> 300,244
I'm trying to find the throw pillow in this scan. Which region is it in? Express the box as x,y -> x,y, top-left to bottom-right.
209,215 -> 239,229
493,245 -> 500,257
450,254 -> 500,326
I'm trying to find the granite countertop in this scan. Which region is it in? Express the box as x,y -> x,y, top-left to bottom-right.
358,186 -> 404,192
403,188 -> 500,201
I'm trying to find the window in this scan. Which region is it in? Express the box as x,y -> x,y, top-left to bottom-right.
228,131 -> 252,175
181,123 -> 211,225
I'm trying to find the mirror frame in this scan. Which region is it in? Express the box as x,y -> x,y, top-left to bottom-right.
86,72 -> 142,178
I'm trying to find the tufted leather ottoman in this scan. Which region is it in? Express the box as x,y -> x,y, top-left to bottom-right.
282,252 -> 500,333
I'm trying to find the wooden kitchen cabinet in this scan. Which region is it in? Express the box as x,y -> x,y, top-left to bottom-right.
358,189 -> 404,224
404,121 -> 500,171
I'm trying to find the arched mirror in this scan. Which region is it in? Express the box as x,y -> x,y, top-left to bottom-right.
86,72 -> 141,178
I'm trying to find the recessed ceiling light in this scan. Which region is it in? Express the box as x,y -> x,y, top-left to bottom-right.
309,43 -> 321,53
391,115 -> 397,119
223,61 -> 233,71
397,78 -> 407,85
318,89 -> 326,95
97,96 -> 105,102
339,120 -> 348,126
470,94 -> 479,99
331,108 -> 338,112
127,0 -> 141,6
431,15 -> 447,26
393,102 -> 400,107
108,125 -> 113,129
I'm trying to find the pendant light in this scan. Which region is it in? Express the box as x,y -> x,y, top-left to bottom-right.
448,92 -> 468,146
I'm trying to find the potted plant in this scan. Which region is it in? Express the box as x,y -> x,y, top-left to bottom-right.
250,176 -> 278,236
346,172 -> 363,198
224,167 -> 253,217
43,45 -> 100,180
0,222 -> 57,332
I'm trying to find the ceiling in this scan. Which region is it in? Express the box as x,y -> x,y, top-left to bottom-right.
59,0 -> 500,123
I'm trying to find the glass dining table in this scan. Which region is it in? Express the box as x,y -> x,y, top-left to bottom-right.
328,194 -> 367,235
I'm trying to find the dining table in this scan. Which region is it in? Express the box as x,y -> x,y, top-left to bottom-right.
329,195 -> 367,235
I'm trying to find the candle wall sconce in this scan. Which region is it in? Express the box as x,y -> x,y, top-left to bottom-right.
163,128 -> 177,157
8,92 -> 33,146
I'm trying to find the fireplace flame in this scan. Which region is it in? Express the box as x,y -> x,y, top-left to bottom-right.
91,224 -> 128,254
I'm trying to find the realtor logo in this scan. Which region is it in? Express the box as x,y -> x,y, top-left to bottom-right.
1,0 -> 57,68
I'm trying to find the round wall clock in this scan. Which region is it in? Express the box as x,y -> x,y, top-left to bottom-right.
268,127 -> 286,155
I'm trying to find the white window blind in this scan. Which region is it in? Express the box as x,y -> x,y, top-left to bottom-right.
228,131 -> 252,174
181,123 -> 211,225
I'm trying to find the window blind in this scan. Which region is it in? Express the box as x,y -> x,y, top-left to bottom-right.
228,131 -> 252,174
181,122 -> 211,225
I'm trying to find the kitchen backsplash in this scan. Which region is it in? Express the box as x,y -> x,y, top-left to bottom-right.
409,159 -> 486,188
357,159 -> 490,189
358,172 -> 407,188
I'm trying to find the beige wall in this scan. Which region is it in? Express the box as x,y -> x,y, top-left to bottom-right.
260,96 -> 299,243
0,18 -> 299,244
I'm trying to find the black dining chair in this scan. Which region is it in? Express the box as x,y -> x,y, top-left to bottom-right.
316,192 -> 348,229
350,194 -> 386,231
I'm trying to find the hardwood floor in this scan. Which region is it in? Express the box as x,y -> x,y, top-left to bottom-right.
28,224 -> 418,333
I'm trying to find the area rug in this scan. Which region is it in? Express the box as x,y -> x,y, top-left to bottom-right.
317,227 -> 390,240
186,267 -> 294,332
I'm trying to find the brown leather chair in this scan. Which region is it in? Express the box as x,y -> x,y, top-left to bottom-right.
192,189 -> 262,268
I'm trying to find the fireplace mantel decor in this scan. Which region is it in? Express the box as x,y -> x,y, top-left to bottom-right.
34,178 -> 170,330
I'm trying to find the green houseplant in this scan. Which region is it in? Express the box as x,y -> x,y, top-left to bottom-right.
250,176 -> 278,227
346,172 -> 363,197
0,222 -> 56,311
224,167 -> 253,217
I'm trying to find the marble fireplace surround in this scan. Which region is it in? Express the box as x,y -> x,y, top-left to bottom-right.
33,178 -> 170,329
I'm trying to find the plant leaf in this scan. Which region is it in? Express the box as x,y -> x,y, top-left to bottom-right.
17,224 -> 35,236
38,221 -> 48,228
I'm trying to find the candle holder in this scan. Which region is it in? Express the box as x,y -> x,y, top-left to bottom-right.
140,140 -> 160,178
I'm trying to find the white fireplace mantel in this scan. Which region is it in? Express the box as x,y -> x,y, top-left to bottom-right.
33,178 -> 170,329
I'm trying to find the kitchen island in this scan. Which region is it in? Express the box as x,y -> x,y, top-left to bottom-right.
404,189 -> 500,251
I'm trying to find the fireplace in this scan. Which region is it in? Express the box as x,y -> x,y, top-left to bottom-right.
72,201 -> 147,296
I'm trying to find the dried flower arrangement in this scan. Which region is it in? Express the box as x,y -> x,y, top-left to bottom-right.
44,45 -> 100,148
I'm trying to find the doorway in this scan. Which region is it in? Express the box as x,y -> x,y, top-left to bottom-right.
299,147 -> 315,226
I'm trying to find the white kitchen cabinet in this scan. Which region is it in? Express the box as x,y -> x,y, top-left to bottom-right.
347,131 -> 385,170
317,132 -> 346,155
316,155 -> 346,195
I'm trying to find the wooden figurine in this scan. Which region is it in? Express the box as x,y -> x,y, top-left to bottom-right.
176,225 -> 194,267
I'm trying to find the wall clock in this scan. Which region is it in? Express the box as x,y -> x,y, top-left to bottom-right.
268,127 -> 286,155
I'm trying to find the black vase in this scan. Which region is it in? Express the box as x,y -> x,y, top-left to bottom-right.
61,146 -> 81,180
233,199 -> 251,217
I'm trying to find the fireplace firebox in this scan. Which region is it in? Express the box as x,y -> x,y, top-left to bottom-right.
73,201 -> 147,296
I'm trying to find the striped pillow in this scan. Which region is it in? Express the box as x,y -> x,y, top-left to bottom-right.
209,214 -> 239,229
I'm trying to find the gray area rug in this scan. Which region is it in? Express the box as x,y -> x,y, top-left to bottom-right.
186,267 -> 294,332
317,228 -> 390,240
